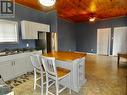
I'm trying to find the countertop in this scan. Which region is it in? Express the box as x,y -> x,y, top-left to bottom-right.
0,50 -> 42,62
43,51 -> 86,61
0,48 -> 38,57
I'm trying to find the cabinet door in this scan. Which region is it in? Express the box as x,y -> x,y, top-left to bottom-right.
21,21 -> 38,39
77,59 -> 85,87
21,21 -> 31,39
25,56 -> 33,72
38,23 -> 50,32
29,22 -> 38,39
14,57 -> 27,77
0,61 -> 14,81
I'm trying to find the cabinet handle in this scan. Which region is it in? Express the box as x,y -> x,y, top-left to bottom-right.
12,61 -> 13,66
12,61 -> 15,66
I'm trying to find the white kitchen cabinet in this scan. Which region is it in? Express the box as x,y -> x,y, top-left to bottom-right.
25,56 -> 33,72
0,61 -> 15,81
55,57 -> 86,93
77,58 -> 85,87
0,50 -> 42,81
13,57 -> 28,77
38,23 -> 50,32
0,58 -> 27,81
21,20 -> 50,39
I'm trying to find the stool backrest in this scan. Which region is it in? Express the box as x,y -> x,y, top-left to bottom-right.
30,54 -> 42,70
41,56 -> 56,76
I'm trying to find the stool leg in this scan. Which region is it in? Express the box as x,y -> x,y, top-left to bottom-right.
34,69 -> 36,90
46,74 -> 49,95
69,73 -> 71,94
41,69 -> 43,95
56,79 -> 59,95
117,55 -> 120,67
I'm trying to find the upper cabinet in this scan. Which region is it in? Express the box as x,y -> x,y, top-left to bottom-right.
21,20 -> 50,39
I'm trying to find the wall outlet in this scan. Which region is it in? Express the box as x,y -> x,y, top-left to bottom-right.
26,43 -> 29,48
69,49 -> 71,51
91,49 -> 94,52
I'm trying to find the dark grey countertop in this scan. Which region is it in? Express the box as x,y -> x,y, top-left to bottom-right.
0,48 -> 39,57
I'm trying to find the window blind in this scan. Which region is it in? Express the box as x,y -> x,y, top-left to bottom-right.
0,20 -> 18,43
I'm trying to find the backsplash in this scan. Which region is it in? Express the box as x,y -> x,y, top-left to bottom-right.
0,39 -> 35,51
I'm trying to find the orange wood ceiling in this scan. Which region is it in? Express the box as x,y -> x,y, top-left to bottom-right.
15,0 -> 127,22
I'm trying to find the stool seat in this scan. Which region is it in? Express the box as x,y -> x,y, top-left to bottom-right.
56,67 -> 70,78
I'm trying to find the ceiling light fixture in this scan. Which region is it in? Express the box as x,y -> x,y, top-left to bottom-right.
89,17 -> 95,22
39,0 -> 56,7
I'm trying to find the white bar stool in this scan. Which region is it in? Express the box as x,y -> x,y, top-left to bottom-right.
30,54 -> 46,95
41,55 -> 71,95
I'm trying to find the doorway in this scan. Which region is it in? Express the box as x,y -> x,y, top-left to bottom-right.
97,28 -> 111,55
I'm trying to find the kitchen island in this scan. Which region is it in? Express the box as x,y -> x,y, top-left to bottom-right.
43,51 -> 87,92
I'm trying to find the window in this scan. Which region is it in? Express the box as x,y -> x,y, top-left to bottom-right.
0,20 -> 18,43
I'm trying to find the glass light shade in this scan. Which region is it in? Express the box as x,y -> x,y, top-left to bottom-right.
89,17 -> 95,22
39,0 -> 56,7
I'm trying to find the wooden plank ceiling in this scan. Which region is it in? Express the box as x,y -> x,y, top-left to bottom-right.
15,0 -> 127,22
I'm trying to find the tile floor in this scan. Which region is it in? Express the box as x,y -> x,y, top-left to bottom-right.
6,54 -> 127,95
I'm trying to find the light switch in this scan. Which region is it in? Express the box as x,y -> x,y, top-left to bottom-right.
26,43 -> 29,48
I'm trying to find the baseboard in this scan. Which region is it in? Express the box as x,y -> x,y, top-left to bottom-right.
87,53 -> 97,55
87,53 -> 116,57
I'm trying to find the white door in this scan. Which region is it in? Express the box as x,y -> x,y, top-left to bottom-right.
113,27 -> 127,56
51,32 -> 58,52
25,56 -> 33,72
0,61 -> 14,81
14,57 -> 27,77
97,28 -> 111,55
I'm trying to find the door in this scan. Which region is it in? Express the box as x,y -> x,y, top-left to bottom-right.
113,27 -> 127,55
14,57 -> 27,77
97,28 -> 111,55
0,61 -> 14,81
37,32 -> 47,53
51,32 -> 58,52
47,32 -> 52,52
47,32 -> 58,52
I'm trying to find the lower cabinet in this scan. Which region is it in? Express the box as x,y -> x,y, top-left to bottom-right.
25,56 -> 33,72
0,58 -> 28,81
0,51 -> 41,81
55,57 -> 86,93
0,61 -> 15,81
13,57 -> 28,77
77,58 -> 85,87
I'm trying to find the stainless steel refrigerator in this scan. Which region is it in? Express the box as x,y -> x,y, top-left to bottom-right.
36,32 -> 58,53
